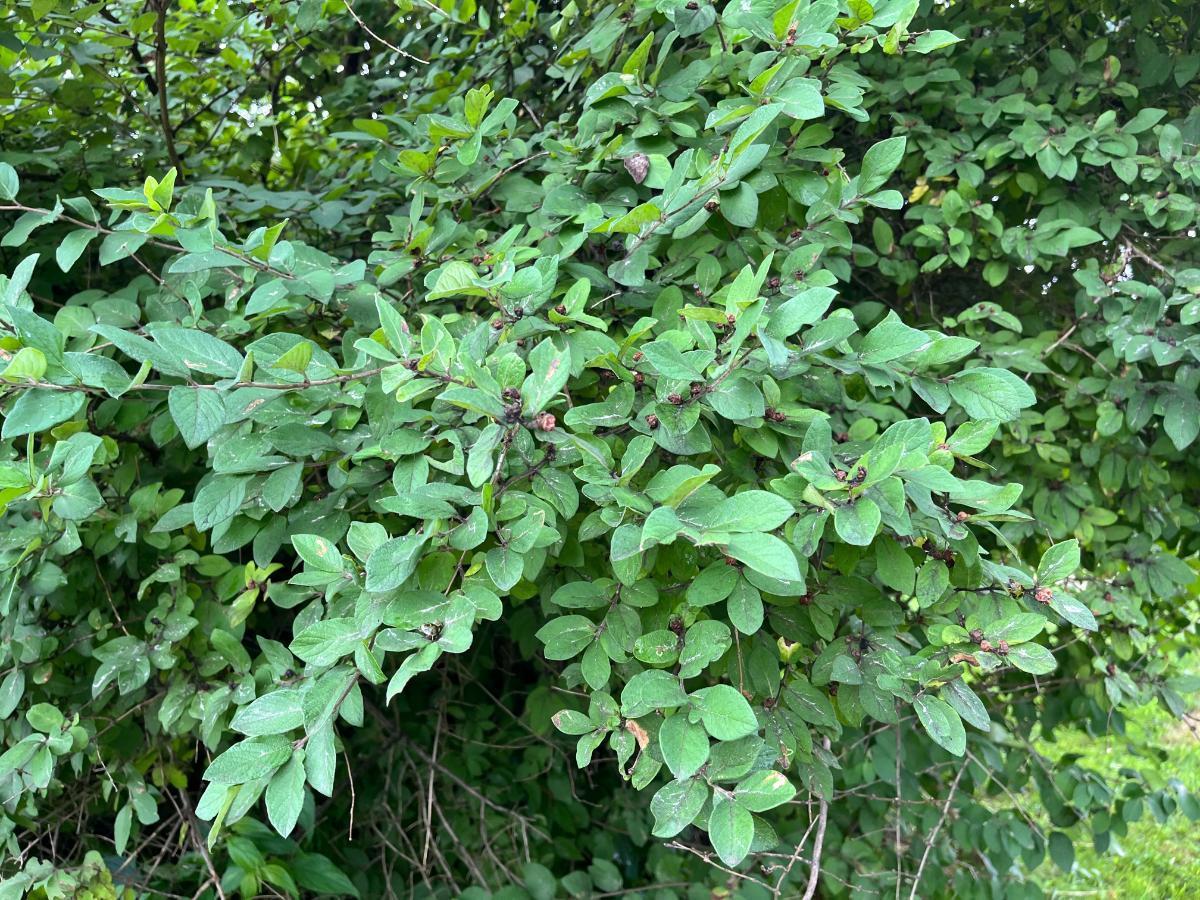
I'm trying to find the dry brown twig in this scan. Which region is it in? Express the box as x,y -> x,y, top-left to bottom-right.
344,0 -> 429,65
906,765 -> 967,899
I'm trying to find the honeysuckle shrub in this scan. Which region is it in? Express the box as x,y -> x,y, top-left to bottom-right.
1,0 -> 1199,898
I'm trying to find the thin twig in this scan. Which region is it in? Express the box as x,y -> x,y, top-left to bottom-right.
664,840 -> 775,891
345,0 -> 429,65
895,719 -> 903,900
801,737 -> 831,900
172,789 -> 227,900
93,558 -> 130,636
342,745 -> 357,841
421,709 -> 443,869
1123,238 -> 1171,276
0,204 -> 294,279
469,151 -> 551,203
907,765 -> 966,900
154,1 -> 184,177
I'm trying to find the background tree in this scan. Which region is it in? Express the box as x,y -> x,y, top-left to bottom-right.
0,0 -> 1198,897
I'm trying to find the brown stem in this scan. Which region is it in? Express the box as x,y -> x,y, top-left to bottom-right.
344,0 -> 429,65
801,737 -> 831,900
172,788 -> 228,900
906,765 -> 966,900
154,1 -> 184,179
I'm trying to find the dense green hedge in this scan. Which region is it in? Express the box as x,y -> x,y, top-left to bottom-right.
1,0 -> 1198,897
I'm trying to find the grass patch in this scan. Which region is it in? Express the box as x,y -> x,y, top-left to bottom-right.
1034,702 -> 1200,898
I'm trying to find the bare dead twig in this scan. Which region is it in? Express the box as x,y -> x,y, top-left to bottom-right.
153,1 -> 184,178
664,840 -> 775,892
421,708 -> 443,868
907,765 -> 966,900
344,0 -> 429,65
171,789 -> 227,900
801,737 -> 831,900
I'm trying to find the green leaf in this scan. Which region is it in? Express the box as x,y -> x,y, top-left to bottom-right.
0,163 -> 18,200
621,670 -> 687,717
785,679 -> 836,727
641,506 -> 682,550
679,621 -> 732,678
910,30 -> 962,53
650,778 -> 708,838
2,253 -> 39,306
705,490 -> 794,532
707,376 -> 765,420
1,389 -> 84,439
1159,124 -> 1183,160
949,368 -> 1036,422
916,560 -> 949,607
231,691 -> 304,736
725,533 -> 801,581
168,387 -> 226,449
25,702 -> 63,733
726,579 -> 763,635
300,722 -> 332,795
272,340 -> 313,374
536,615 -> 596,661
55,229 -> 97,272
692,684 -> 758,740
874,539 -> 915,594
1163,393 -> 1200,450
859,136 -> 907,193
1,347 -> 46,382
1006,643 -> 1057,675
551,709 -> 595,736
114,805 -> 132,856
633,629 -> 681,666
98,231 -> 148,265
292,853 -> 360,899
290,619 -> 362,667
193,476 -> 247,531
708,795 -> 754,866
1037,539 -> 1079,585
913,694 -> 966,756
428,260 -> 483,299
522,339 -> 571,413
734,770 -> 796,812
521,863 -> 558,900
203,737 -> 292,783
148,326 -> 243,378
834,498 -> 881,546
265,750 -> 306,837
365,534 -> 426,592
942,679 -> 990,732
0,670 -> 24,719
720,181 -> 759,228
947,420 -> 998,455
659,714 -> 709,779
1049,593 -> 1097,632
989,614 -> 1045,644
1048,831 -> 1075,873
292,534 -> 345,574
774,77 -> 824,119
638,340 -> 705,381
859,311 -> 929,363
768,287 -> 837,336
580,640 -> 610,690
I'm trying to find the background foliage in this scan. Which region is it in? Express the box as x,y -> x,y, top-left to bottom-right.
1,0 -> 1199,897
